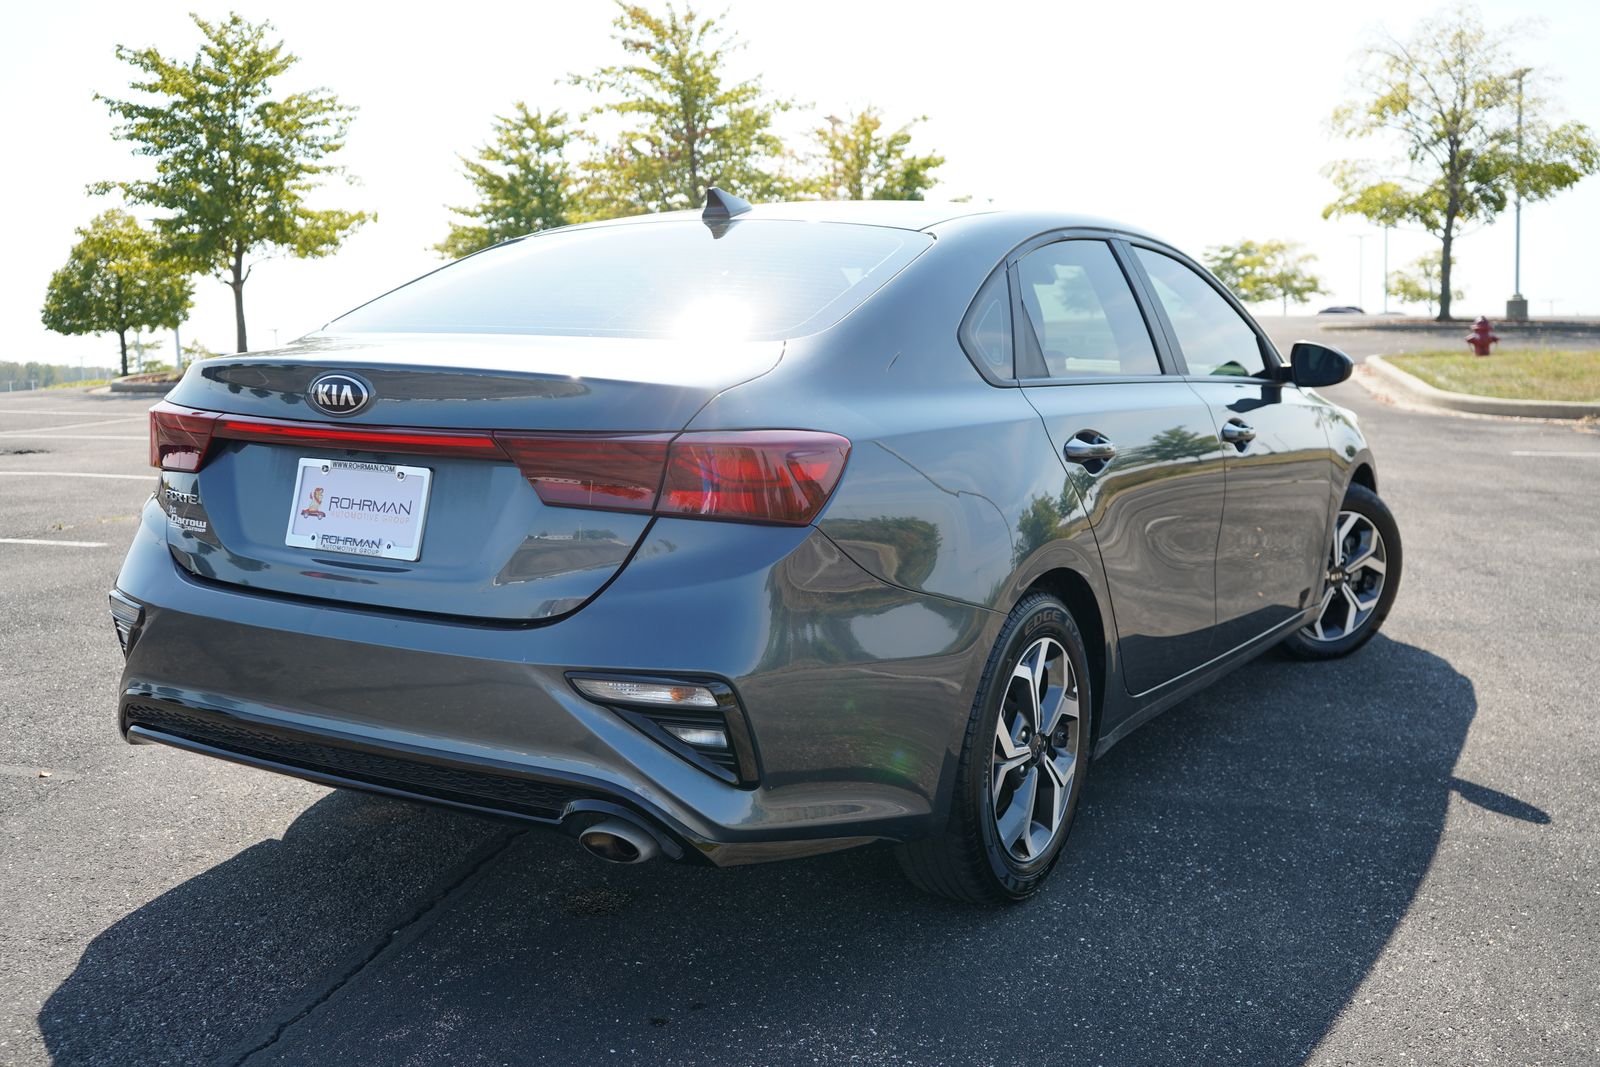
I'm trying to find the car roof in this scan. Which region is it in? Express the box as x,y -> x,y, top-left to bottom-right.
558,200 -> 1164,242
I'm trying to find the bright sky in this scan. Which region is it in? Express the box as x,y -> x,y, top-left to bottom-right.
4,0 -> 1597,370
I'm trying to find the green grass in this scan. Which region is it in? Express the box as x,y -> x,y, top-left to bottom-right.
45,377 -> 114,389
1387,348 -> 1600,402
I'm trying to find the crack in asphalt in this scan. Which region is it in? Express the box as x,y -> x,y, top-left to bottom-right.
226,827 -> 524,1066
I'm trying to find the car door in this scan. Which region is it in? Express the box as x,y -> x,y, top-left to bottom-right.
1013,236 -> 1229,696
1128,244 -> 1336,653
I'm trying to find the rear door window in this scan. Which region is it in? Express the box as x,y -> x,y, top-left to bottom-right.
329,220 -> 931,342
1015,240 -> 1161,379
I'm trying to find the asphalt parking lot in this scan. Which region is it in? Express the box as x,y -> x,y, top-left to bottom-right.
2,333 -> 1597,1065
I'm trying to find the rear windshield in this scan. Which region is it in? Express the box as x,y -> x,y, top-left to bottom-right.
329,219 -> 931,341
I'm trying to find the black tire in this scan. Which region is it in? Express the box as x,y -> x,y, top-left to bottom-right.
1280,482 -> 1402,661
896,593 -> 1091,904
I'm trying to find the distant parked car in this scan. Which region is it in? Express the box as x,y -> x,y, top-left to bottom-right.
1318,305 -> 1367,314
112,194 -> 1402,903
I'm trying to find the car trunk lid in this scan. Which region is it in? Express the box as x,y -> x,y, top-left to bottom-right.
156,333 -> 783,621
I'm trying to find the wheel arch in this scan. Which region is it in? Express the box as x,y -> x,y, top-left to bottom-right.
1020,567 -> 1109,750
1349,461 -> 1377,494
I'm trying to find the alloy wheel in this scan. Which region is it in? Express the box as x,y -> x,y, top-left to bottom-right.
990,636 -> 1082,863
1303,509 -> 1388,643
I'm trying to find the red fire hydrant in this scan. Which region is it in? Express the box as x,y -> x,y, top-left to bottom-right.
1465,316 -> 1499,357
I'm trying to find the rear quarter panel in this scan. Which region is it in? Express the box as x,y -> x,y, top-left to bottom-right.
685,217 -> 1125,748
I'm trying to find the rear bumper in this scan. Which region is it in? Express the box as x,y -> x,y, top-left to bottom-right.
115,497 -> 1001,865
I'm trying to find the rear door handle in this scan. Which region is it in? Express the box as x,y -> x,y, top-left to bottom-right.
1221,420 -> 1256,444
1064,435 -> 1117,464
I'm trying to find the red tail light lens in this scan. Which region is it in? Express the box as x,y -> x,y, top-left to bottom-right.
150,402 -> 219,472
496,433 -> 673,512
659,431 -> 851,526
213,416 -> 503,460
150,403 -> 850,526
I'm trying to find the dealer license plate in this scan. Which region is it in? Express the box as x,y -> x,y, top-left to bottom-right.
283,458 -> 433,561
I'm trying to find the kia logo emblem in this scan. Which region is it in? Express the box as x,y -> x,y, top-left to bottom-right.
306,373 -> 373,417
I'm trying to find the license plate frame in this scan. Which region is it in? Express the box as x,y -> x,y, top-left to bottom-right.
283,457 -> 433,562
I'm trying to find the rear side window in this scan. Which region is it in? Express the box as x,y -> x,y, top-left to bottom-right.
1016,240 -> 1161,379
959,267 -> 1013,377
1134,248 -> 1267,378
330,220 -> 931,342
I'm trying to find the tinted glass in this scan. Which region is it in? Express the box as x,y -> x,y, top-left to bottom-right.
1135,248 -> 1266,377
960,267 -> 1013,376
331,220 -> 931,341
1016,241 -> 1160,378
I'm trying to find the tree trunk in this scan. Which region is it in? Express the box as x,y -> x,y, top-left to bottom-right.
1437,214 -> 1457,321
118,329 -> 129,378
231,247 -> 248,352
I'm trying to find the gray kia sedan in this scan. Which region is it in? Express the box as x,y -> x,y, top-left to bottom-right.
112,193 -> 1401,902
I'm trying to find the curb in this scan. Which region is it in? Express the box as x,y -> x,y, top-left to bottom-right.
1326,319 -> 1600,336
1365,355 -> 1600,420
108,379 -> 176,395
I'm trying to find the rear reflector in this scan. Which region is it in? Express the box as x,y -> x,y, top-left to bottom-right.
151,402 -> 850,527
108,590 -> 144,658
570,677 -> 721,709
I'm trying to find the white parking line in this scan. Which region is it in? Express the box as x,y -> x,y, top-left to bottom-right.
0,538 -> 109,548
0,471 -> 151,481
0,408 -> 151,416
17,434 -> 147,441
0,417 -> 148,436
1510,450 -> 1600,458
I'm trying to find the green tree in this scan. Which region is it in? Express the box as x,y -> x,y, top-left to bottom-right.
1323,7 -> 1599,320
183,339 -> 220,362
96,13 -> 371,351
1387,251 -> 1462,316
1205,239 -> 1325,314
435,104 -> 575,258
41,209 -> 193,376
571,2 -> 791,218
808,107 -> 944,200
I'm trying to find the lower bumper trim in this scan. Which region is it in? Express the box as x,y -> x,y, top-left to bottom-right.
121,697 -> 693,861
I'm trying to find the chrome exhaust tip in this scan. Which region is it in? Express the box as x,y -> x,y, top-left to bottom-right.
577,818 -> 660,864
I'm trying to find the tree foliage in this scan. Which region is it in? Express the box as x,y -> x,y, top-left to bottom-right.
1204,239 -> 1324,314
1387,251 -> 1462,315
439,6 -> 950,243
435,104 -> 575,258
1323,6 -> 1598,319
2,361 -> 118,389
571,2 -> 791,218
41,209 -> 193,376
96,13 -> 371,351
808,107 -> 944,200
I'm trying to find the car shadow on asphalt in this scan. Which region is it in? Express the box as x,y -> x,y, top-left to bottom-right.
40,635 -> 1549,1066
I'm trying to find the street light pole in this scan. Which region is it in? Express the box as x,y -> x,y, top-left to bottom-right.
1508,67 -> 1532,321
1382,226 -> 1390,314
1350,234 -> 1367,311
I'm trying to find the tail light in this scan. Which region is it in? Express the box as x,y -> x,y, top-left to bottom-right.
213,417 -> 503,460
658,431 -> 851,525
150,403 -> 219,472
150,402 -> 850,527
497,433 -> 672,513
502,430 -> 849,525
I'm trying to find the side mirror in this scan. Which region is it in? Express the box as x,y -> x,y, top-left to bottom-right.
1288,342 -> 1353,388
